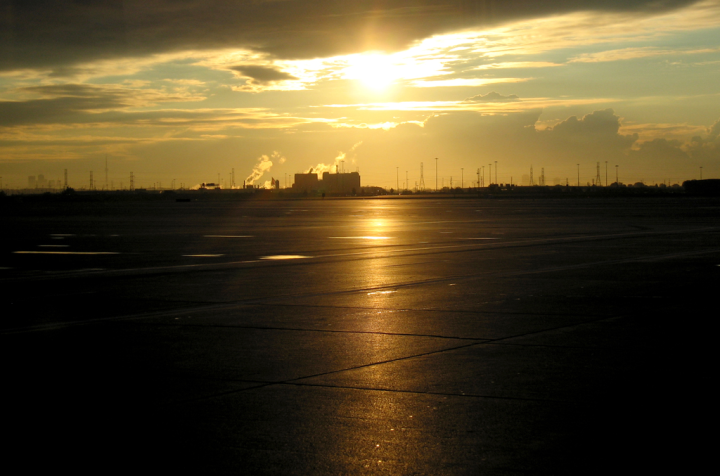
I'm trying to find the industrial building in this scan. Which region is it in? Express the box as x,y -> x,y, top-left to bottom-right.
293,171 -> 360,195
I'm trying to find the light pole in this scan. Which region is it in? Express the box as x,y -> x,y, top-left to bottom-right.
489,163 -> 492,185
461,168 -> 464,190
435,158 -> 438,191
494,161 -> 497,185
577,164 -> 580,187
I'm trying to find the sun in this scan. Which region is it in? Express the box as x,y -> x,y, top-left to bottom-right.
343,53 -> 400,91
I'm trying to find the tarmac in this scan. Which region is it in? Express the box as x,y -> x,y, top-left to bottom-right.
2,196 -> 717,474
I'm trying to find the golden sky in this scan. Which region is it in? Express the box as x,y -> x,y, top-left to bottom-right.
1,0 -> 719,189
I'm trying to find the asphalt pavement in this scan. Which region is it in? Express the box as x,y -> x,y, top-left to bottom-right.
2,196 -> 717,474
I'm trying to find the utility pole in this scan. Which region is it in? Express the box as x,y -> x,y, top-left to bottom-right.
489,163 -> 492,185
605,161 -> 608,187
577,164 -> 580,187
435,158 -> 439,190
461,168 -> 464,189
494,161 -> 497,185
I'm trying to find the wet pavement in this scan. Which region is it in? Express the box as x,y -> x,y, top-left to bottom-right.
2,197 -> 718,474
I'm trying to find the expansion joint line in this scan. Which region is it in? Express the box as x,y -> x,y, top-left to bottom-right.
168,313 -> 624,407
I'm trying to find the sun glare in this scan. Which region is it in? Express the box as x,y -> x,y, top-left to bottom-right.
343,54 -> 400,91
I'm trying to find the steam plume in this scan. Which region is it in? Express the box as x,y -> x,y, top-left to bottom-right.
246,151 -> 285,186
305,141 -> 362,176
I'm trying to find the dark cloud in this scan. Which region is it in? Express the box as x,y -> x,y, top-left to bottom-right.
544,109 -> 636,141
0,1 -> 699,71
0,104 -> 290,129
230,65 -> 298,84
536,109 -> 637,162
20,84 -> 127,98
0,89 -> 256,128
547,109 -> 624,136
685,119 -> 720,162
633,138 -> 687,160
0,83 -> 214,127
0,87 -> 131,126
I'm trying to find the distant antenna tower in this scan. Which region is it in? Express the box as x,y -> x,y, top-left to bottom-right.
540,168 -> 545,186
595,162 -> 602,186
89,170 -> 94,190
130,172 -> 134,191
530,165 -> 534,186
419,162 -> 425,190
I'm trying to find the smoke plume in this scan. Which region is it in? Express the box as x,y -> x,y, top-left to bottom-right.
305,141 -> 362,176
246,151 -> 285,186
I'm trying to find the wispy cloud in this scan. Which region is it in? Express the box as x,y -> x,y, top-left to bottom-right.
569,47 -> 720,63
473,62 -> 562,70
321,96 -> 615,113
411,78 -> 530,88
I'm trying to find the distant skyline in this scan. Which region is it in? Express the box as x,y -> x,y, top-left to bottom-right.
1,1 -> 719,189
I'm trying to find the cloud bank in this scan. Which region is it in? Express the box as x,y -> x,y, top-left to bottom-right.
1,1 -> 699,72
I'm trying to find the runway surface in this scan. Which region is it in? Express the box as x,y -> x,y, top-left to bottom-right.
2,197 -> 717,473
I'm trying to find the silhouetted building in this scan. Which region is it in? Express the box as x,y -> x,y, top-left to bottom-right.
321,171 -> 360,194
683,179 -> 720,196
293,172 -> 319,193
293,171 -> 360,195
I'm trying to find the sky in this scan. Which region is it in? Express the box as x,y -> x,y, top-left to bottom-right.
1,0 -> 719,190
